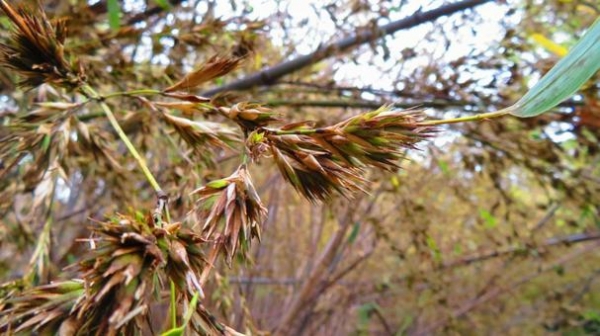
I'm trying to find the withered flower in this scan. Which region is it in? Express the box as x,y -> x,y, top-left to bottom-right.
265,107 -> 434,202
268,134 -> 366,202
163,223 -> 207,298
220,102 -> 279,131
162,112 -> 241,166
0,280 -> 84,334
76,215 -> 166,334
324,106 -> 435,170
164,55 -> 242,93
0,1 -> 84,89
191,165 -> 267,265
0,213 -> 222,335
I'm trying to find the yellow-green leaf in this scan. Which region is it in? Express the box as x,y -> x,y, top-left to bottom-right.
511,18 -> 600,118
531,33 -> 568,57
107,0 -> 121,31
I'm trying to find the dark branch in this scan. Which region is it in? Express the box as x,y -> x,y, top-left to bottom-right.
202,0 -> 494,96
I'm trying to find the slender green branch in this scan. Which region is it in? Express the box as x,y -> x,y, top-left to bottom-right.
170,280 -> 177,328
271,128 -> 322,136
80,84 -> 163,193
101,88 -> 162,100
418,108 -> 513,126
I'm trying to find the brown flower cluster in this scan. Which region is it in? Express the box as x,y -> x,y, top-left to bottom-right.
191,165 -> 267,265
0,1 -> 84,89
0,213 -> 231,335
264,106 -> 434,201
162,112 -> 241,166
219,103 -> 279,131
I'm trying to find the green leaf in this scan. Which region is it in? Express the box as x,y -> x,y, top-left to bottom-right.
107,0 -> 121,31
356,302 -> 377,330
41,134 -> 51,153
207,179 -> 229,189
437,159 -> 450,175
511,18 -> 600,117
183,292 -> 199,323
154,0 -> 171,10
161,327 -> 184,336
479,209 -> 497,229
425,235 -> 442,262
346,222 -> 360,244
160,292 -> 199,336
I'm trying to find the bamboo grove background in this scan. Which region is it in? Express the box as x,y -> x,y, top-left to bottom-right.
1,0 -> 600,335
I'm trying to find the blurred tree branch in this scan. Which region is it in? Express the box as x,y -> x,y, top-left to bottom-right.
202,0 -> 493,96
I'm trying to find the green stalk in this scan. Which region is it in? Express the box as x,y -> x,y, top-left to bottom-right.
102,89 -> 162,99
272,128 -> 322,136
418,109 -> 512,126
170,280 -> 177,328
80,84 -> 162,193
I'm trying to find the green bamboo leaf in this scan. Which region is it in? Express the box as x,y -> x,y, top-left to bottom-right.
160,292 -> 199,336
479,209 -> 497,229
346,222 -> 360,244
207,179 -> 229,189
154,0 -> 171,10
107,0 -> 121,31
511,18 -> 600,118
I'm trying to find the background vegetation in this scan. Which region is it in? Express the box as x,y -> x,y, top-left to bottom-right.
0,0 -> 599,335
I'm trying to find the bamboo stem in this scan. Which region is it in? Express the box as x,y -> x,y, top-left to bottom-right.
102,88 -> 161,99
80,84 -> 163,193
419,108 -> 513,126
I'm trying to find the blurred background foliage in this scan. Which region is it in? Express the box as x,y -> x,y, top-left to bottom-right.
1,0 -> 600,334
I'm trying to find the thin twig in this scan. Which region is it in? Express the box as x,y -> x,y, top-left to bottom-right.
80,84 -> 163,193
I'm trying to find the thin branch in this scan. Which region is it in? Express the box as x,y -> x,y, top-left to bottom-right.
414,241 -> 600,335
440,231 -> 600,270
274,205 -> 358,335
202,0 -> 494,96
264,99 -> 472,110
80,85 -> 163,193
226,232 -> 600,286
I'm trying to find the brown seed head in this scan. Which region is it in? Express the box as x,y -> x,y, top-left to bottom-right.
0,1 -> 85,89
191,165 -> 267,265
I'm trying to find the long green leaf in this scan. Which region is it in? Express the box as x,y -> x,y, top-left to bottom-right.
160,292 -> 199,336
511,18 -> 600,118
107,0 -> 121,31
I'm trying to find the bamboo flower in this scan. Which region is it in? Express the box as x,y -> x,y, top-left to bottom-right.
0,1 -> 85,89
191,165 -> 267,265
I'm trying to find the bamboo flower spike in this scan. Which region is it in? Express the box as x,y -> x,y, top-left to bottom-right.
265,106 -> 435,202
0,0 -> 85,89
0,213 -> 220,335
191,165 -> 267,265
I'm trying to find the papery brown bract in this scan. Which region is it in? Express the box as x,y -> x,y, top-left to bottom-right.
269,139 -> 366,202
220,102 -> 279,131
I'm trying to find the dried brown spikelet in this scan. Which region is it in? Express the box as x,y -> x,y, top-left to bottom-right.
0,280 -> 84,334
269,135 -> 366,202
163,225 -> 207,297
265,107 -> 434,202
165,55 -> 242,93
191,165 -> 267,265
0,212 -> 230,335
220,102 -> 279,131
76,216 -> 165,334
327,106 -> 435,170
162,112 -> 241,166
0,1 -> 84,89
